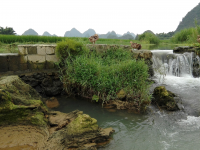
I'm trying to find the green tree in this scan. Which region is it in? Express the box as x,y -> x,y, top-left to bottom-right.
0,26 -> 16,35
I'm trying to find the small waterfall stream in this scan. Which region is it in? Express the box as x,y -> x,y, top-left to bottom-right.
152,50 -> 195,77
151,50 -> 200,115
53,49 -> 200,150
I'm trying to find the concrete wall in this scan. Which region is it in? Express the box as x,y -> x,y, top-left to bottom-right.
0,44 -> 58,72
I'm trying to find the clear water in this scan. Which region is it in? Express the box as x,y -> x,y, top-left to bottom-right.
54,96 -> 200,150
53,49 -> 200,150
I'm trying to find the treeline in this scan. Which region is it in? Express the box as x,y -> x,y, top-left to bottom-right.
0,27 -> 16,35
156,31 -> 174,40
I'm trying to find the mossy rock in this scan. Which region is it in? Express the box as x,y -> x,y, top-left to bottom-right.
152,86 -> 179,111
0,76 -> 41,106
0,76 -> 48,127
66,113 -> 98,136
117,89 -> 126,99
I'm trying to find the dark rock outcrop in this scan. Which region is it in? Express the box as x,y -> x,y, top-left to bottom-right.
173,46 -> 197,54
19,72 -> 64,97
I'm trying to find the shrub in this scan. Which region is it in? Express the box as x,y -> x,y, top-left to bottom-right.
55,39 -> 87,61
138,32 -> 160,44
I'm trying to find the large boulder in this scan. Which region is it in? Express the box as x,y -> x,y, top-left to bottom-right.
152,86 -> 183,111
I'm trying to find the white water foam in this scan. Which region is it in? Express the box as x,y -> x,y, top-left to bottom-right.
178,116 -> 200,130
151,50 -> 195,78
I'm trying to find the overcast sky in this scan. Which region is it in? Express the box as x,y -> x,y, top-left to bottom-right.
1,0 -> 200,36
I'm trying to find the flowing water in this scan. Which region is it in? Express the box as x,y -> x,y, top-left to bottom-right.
54,49 -> 200,150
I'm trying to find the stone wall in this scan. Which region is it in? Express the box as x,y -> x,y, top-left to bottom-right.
0,44 -> 58,73
0,44 -> 153,76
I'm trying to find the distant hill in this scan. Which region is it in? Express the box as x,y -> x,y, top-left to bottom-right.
42,31 -> 57,37
99,32 -> 111,39
43,31 -> 51,36
143,30 -> 155,35
64,28 -> 83,37
21,28 -> 136,39
117,34 -> 122,37
98,31 -> 135,40
123,31 -> 136,38
22,29 -> 38,35
119,34 -> 134,40
107,31 -> 118,39
175,3 -> 200,32
82,29 -> 96,37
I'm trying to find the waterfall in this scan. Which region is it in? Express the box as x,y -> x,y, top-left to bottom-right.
151,50 -> 195,77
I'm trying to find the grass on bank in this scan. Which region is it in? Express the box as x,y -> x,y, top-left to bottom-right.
56,39 -> 152,112
171,24 -> 200,44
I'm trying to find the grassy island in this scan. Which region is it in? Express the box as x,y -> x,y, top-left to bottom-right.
55,39 -> 152,112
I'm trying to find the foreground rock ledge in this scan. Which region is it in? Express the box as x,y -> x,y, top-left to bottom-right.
0,76 -> 114,150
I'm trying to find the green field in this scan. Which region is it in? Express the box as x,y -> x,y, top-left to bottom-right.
0,32 -> 196,53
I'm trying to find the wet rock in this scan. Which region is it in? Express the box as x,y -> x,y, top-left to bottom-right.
109,100 -> 132,110
193,68 -> 200,78
152,86 -> 182,111
173,46 -> 196,54
117,89 -> 126,99
46,110 -> 115,150
66,113 -> 99,136
45,97 -> 60,108
131,50 -> 152,60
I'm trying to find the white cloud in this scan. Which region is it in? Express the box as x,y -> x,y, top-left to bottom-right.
1,0 -> 199,36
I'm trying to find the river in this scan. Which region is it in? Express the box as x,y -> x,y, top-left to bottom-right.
53,49 -> 200,150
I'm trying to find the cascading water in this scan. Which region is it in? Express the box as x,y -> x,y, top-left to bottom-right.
152,50 -> 195,77
151,50 -> 200,116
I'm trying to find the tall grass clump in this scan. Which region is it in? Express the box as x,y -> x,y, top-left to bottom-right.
56,39 -> 152,112
171,24 -> 200,44
138,32 -> 160,44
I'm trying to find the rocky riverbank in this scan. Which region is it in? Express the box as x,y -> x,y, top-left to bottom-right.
0,76 -> 114,149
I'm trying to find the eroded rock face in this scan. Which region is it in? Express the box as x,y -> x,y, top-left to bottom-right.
152,86 -> 183,111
